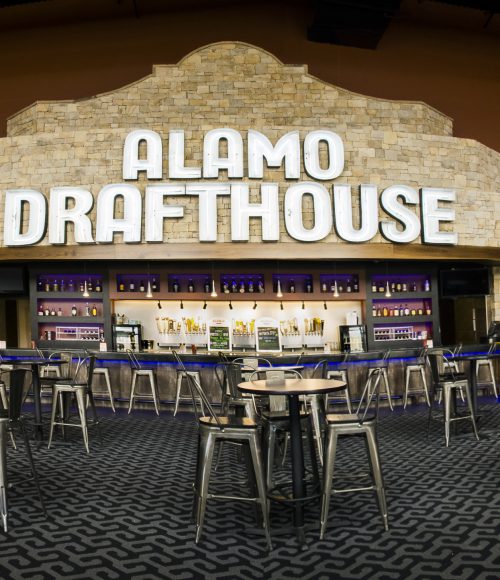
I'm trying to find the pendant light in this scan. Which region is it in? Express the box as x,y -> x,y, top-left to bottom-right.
276,279 -> 283,298
333,280 -> 340,298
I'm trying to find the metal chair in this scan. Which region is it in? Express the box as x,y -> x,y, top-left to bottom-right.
427,351 -> 479,447
127,350 -> 160,415
361,350 -> 393,410
320,367 -> 389,538
174,366 -> 203,417
172,351 -> 272,550
47,356 -> 100,453
403,347 -> 430,408
475,343 -> 498,397
315,357 -> 353,412
0,368 -> 46,532
215,361 -> 257,419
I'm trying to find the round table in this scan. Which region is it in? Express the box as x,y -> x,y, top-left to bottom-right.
238,376 -> 346,543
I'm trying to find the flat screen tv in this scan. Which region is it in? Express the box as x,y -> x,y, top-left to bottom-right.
440,268 -> 490,297
0,266 -> 27,295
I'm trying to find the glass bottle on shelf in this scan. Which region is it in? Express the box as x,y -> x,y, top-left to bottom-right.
305,280 -> 312,293
129,279 -> 135,292
53,280 -> 59,292
172,278 -> 180,292
322,282 -> 327,293
391,282 -> 396,294
424,279 -> 431,292
60,279 -> 66,292
188,279 -> 195,292
289,279 -> 295,293
44,305 -> 50,316
412,281 -> 417,292
378,281 -> 385,293
151,278 -> 157,292
382,306 -> 388,317
248,279 -> 254,293
372,305 -> 377,317
402,282 -> 408,292
79,281 -> 85,292
231,280 -> 237,293
396,281 -> 402,292
88,279 -> 93,292
258,280 -> 265,293
404,304 -> 410,316
95,279 -> 102,292
204,279 -> 211,293
353,276 -> 359,292
37,279 -> 43,292
38,304 -> 44,316
57,307 -> 63,317
346,279 -> 352,293
50,307 -> 56,316
91,304 -> 98,316
239,280 -> 245,293
425,302 -> 432,315
394,305 -> 400,316
44,280 -> 51,292
71,304 -> 77,316
222,280 -> 229,293
411,307 -> 416,316
85,303 -> 91,316
371,280 -> 377,293
139,280 -> 145,292
118,280 -> 125,292
68,279 -> 75,292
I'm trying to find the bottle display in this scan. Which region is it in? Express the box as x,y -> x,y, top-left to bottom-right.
91,304 -> 98,316
129,279 -> 135,292
139,280 -> 145,292
188,279 -> 195,292
85,302 -> 91,316
172,279 -> 180,292
151,278 -> 158,292
71,304 -> 78,316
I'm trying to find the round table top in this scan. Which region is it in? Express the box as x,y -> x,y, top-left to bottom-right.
445,352 -> 500,361
255,365 -> 304,372
238,377 -> 346,396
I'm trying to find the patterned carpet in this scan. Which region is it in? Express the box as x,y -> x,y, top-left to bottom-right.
2,397 -> 500,580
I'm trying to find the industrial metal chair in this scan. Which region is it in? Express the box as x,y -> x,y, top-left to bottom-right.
173,366 -> 203,417
320,367 -> 389,538
85,350 -> 115,412
427,351 -> 479,447
215,361 -> 257,419
475,343 -> 498,397
361,350 -> 394,410
0,368 -> 46,532
47,356 -> 100,453
172,351 -> 271,549
403,347 -> 430,408
127,350 -> 160,415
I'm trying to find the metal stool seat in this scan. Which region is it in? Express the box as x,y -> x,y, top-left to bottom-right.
92,367 -> 116,412
320,368 -> 388,538
174,369 -> 204,416
48,356 -> 100,453
172,351 -> 271,549
127,350 -> 160,415
403,347 -> 430,408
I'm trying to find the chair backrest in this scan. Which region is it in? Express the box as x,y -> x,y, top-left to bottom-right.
427,350 -> 459,386
69,355 -> 96,388
7,368 -> 32,422
249,368 -> 302,412
126,349 -> 141,371
43,350 -> 83,379
357,366 -> 382,424
172,351 -> 222,427
487,342 -> 497,355
312,360 -> 329,379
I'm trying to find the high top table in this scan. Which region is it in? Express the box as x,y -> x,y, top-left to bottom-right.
238,376 -> 346,544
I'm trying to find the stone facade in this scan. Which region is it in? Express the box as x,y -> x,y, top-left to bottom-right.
0,41 -> 498,250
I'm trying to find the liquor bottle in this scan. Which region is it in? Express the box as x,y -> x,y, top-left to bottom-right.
289,280 -> 295,293
418,307 -> 423,316
44,305 -> 50,316
204,279 -> 211,293
383,306 -> 388,317
172,279 -> 180,292
239,280 -> 245,293
231,280 -> 237,293
85,302 -> 91,316
394,305 -> 400,317
68,279 -> 75,292
346,279 -> 352,293
88,279 -> 93,292
53,280 -> 59,292
258,280 -> 265,293
353,276 -> 359,292
91,304 -> 98,316
404,304 -> 410,316
38,304 -> 44,316
248,279 -> 254,293
222,281 -> 230,293
129,279 -> 135,292
188,279 -> 195,293
95,279 -> 101,292
118,280 -> 125,292
372,305 -> 377,317
329,283 -> 334,293
371,281 -> 377,293
50,307 -> 56,316
151,278 -> 157,292
37,279 -> 43,292
424,279 -> 431,292
411,307 -> 416,316
322,282 -> 327,293
139,280 -> 145,292
44,280 -> 51,292
71,304 -> 77,316
396,282 -> 402,293
79,281 -> 85,292
305,281 -> 312,293
57,307 -> 63,317
425,302 -> 432,315
389,308 -> 394,317
391,282 -> 396,294
412,281 -> 417,292
60,279 -> 66,292
402,282 -> 408,292
378,282 -> 385,293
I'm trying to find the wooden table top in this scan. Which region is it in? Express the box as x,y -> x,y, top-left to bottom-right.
238,377 -> 345,396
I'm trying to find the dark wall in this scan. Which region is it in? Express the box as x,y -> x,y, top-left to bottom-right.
0,0 -> 499,151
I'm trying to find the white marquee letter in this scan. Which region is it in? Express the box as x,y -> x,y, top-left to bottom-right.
380,185 -> 421,244
231,183 -> 280,241
203,128 -> 243,178
421,188 -> 457,245
304,130 -> 344,180
284,182 -> 332,242
333,184 -> 378,242
186,183 -> 231,241
145,184 -> 186,242
3,189 -> 46,246
248,130 -> 300,179
48,187 -> 94,244
95,184 -> 142,243
168,130 -> 201,179
123,129 -> 162,180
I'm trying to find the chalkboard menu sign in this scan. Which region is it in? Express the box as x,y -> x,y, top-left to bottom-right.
208,318 -> 232,352
255,317 -> 282,353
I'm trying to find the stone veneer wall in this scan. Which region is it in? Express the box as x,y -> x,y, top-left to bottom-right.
0,41 -> 498,249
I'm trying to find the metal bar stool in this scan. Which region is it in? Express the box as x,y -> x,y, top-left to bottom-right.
174,367 -> 204,416
48,356 -> 100,453
476,343 -> 498,397
362,350 -> 394,411
127,350 -> 160,415
403,347 -> 430,408
320,368 -> 389,538
172,351 -> 272,550
91,367 -> 116,412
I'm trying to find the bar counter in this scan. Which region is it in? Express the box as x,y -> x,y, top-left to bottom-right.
1,345 -> 497,410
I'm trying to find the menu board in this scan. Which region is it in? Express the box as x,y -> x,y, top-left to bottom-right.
208,318 -> 232,352
255,317 -> 282,353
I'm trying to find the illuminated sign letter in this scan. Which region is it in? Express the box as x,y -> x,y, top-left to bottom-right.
203,128 -> 243,178
48,187 -> 94,244
95,184 -> 142,243
421,188 -> 457,245
247,130 -> 300,179
333,184 -> 378,242
187,183 -> 231,241
145,184 -> 186,242
304,130 -> 344,180
3,189 -> 46,246
231,183 -> 280,241
379,185 -> 421,243
284,182 -> 332,242
123,129 -> 163,180
168,130 -> 201,179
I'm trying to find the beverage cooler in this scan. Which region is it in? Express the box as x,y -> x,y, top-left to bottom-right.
339,325 -> 367,353
112,323 -> 143,352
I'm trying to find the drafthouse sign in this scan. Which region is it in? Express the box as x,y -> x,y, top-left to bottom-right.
0,42 -> 498,256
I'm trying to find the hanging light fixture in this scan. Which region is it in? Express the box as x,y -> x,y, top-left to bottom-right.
276,279 -> 283,298
146,280 -> 153,298
333,280 -> 340,298
82,279 -> 90,298
210,279 -> 218,298
385,281 -> 392,298
253,301 -> 258,310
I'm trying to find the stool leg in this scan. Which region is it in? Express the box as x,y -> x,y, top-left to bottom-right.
463,381 -> 480,442
420,367 -> 431,406
404,368 -> 410,409
75,389 -> 90,453
128,372 -> 137,414
0,421 -> 8,532
19,420 -> 46,515
195,430 -> 216,543
309,396 -> 324,466
489,361 -> 498,398
150,373 -> 160,416
443,385 -> 451,447
248,433 -> 272,550
104,371 -> 116,413
320,428 -> 339,540
382,369 -> 393,411
174,373 -> 183,416
365,425 -> 389,531
47,389 -> 60,450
